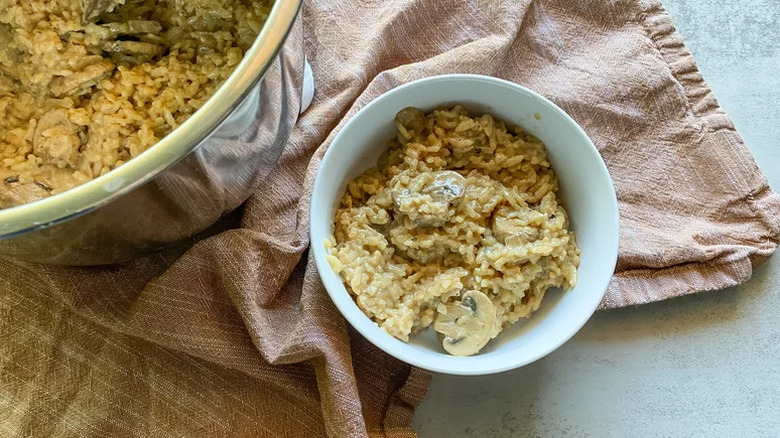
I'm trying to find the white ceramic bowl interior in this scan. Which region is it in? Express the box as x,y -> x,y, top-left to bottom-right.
310,74 -> 619,375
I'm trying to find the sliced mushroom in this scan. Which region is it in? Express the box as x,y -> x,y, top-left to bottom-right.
102,20 -> 163,37
186,11 -> 229,32
421,170 -> 466,202
102,40 -> 164,59
82,0 -> 124,23
396,107 -> 427,132
76,19 -> 168,66
0,181 -> 51,208
392,170 -> 466,227
395,107 -> 427,143
49,59 -> 115,98
33,109 -> 81,168
433,290 -> 496,356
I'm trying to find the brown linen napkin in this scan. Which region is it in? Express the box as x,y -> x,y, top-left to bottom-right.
1,0 -> 779,437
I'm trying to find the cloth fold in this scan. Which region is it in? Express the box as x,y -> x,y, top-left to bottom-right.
1,0 -> 778,437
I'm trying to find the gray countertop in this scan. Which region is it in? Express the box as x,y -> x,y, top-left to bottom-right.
414,0 -> 780,436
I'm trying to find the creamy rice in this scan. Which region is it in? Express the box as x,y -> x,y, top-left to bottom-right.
0,0 -> 272,208
326,105 -> 580,356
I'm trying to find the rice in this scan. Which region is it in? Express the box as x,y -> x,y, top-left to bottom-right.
327,105 -> 580,355
0,0 -> 273,208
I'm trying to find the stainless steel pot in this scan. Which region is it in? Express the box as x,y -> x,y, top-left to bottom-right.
0,0 -> 303,265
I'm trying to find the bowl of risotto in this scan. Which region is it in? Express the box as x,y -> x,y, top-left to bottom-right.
310,74 -> 619,375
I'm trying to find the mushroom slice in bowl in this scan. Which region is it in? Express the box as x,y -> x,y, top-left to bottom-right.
433,290 -> 496,356
391,170 -> 467,227
33,109 -> 82,168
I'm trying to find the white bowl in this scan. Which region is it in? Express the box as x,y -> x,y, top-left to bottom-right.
310,74 -> 619,375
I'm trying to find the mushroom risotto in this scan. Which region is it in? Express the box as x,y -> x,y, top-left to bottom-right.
0,0 -> 272,208
326,106 -> 581,356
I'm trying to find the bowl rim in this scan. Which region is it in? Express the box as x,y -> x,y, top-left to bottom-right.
310,73 -> 620,375
0,0 -> 303,239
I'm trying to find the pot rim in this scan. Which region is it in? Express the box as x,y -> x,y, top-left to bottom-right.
0,0 -> 302,239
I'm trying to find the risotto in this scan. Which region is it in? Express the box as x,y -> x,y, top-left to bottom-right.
326,106 -> 580,356
0,0 -> 272,208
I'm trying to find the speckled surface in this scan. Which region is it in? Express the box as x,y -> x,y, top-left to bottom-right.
413,0 -> 780,436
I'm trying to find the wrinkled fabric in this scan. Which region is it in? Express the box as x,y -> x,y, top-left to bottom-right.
1,0 -> 778,437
